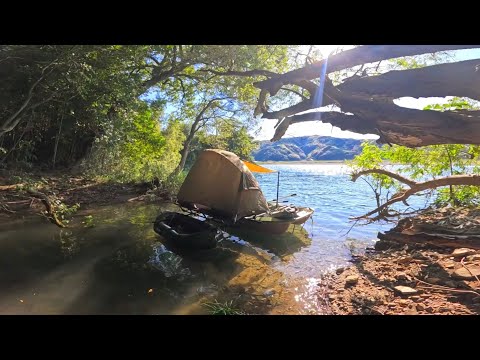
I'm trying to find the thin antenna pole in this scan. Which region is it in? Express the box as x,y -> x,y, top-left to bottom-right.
276,171 -> 280,208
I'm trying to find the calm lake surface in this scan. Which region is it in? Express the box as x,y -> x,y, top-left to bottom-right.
0,163 -> 426,314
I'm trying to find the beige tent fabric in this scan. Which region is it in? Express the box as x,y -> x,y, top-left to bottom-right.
177,149 -> 269,220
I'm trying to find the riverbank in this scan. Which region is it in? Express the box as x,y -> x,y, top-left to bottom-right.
320,239 -> 480,315
0,170 -> 170,225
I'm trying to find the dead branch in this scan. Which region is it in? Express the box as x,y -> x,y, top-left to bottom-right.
352,169 -> 480,220
351,169 -> 417,187
26,189 -> 65,228
0,183 -> 24,191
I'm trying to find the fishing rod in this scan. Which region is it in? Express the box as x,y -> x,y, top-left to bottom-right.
271,193 -> 297,203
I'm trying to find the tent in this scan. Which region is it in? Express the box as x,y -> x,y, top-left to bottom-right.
177,149 -> 269,221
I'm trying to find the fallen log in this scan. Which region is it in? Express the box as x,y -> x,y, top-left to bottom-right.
378,231 -> 480,250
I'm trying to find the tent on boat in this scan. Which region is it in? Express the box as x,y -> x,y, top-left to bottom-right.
177,149 -> 271,222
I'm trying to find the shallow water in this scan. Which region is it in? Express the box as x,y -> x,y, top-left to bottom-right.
0,163 -> 427,314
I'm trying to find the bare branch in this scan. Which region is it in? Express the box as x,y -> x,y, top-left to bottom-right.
352,170 -> 480,220
351,169 -> 417,187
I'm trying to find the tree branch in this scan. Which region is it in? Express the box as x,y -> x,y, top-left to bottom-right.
338,58 -> 480,101
351,169 -> 417,187
254,45 -> 480,95
352,170 -> 480,220
198,68 -> 278,77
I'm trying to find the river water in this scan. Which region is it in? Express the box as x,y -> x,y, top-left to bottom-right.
0,163 -> 427,315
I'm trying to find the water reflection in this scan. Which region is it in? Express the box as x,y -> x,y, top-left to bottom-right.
0,164 -> 416,314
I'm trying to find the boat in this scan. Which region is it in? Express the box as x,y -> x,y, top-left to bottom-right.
176,149 -> 314,235
237,205 -> 314,234
153,211 -> 221,250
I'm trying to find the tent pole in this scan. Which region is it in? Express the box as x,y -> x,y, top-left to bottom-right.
276,171 -> 280,208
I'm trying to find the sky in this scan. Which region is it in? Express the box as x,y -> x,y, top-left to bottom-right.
252,46 -> 480,141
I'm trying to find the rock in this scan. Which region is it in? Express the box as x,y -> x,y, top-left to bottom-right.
466,254 -> 480,261
263,289 -> 276,297
395,273 -> 409,281
444,263 -> 455,269
451,267 -> 480,280
451,248 -> 476,258
444,280 -> 458,288
405,307 -> 418,315
397,299 -> 409,306
345,275 -> 359,286
425,306 -> 434,313
394,286 -> 418,296
336,267 -> 345,275
416,303 -> 425,311
375,240 -> 394,251
412,252 -> 426,260
427,277 -> 442,284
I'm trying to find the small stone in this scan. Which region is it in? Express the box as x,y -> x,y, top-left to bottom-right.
395,273 -> 409,281
263,289 -> 276,297
416,303 -> 425,311
397,256 -> 413,264
328,294 -> 337,301
345,275 -> 359,286
444,263 -> 455,269
444,281 -> 458,288
405,307 -> 418,315
394,286 -> 418,296
410,296 -> 421,301
397,299 -> 409,306
427,277 -> 442,284
336,267 -> 345,275
438,307 -> 450,313
425,306 -> 433,313
451,248 -> 476,258
452,267 -> 480,280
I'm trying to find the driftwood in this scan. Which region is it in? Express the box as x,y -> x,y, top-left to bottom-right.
251,45 -> 480,147
25,189 -> 65,228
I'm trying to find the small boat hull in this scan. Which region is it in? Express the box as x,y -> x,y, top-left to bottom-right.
153,212 -> 220,250
235,207 -> 314,235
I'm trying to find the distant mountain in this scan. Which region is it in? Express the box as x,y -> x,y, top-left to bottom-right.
252,136 -> 366,161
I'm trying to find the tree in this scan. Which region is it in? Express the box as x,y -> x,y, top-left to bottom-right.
249,45 -> 480,147
349,98 -> 480,222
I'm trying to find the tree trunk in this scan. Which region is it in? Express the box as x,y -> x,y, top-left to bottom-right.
175,139 -> 192,175
52,115 -> 63,169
